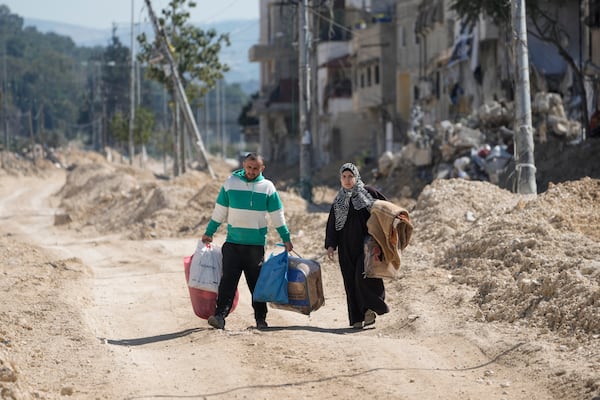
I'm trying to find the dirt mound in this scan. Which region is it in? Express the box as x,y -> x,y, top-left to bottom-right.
0,233 -> 103,399
57,161 -> 214,239
413,177 -> 600,338
0,151 -> 58,177
55,153 -> 331,245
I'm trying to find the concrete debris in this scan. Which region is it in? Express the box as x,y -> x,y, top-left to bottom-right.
379,93 -> 585,188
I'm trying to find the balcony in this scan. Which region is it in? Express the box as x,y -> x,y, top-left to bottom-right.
249,43 -> 295,62
253,79 -> 299,114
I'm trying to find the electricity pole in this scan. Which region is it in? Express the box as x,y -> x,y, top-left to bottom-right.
2,37 -> 9,153
512,0 -> 537,194
143,0 -> 215,178
128,0 -> 136,166
298,0 -> 313,202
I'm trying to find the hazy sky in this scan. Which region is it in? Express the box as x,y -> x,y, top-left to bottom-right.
1,0 -> 259,28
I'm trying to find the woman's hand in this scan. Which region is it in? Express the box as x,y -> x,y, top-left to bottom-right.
327,246 -> 335,261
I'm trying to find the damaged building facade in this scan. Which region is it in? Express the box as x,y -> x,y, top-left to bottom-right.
249,0 -> 600,180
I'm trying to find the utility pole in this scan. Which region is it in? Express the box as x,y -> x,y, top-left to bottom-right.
128,0 -> 136,166
512,0 -> 537,195
135,25 -> 147,168
298,0 -> 313,202
2,38 -> 9,153
217,79 -> 222,157
143,0 -> 215,178
221,79 -> 226,157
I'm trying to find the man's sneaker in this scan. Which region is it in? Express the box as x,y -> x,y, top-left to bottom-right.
364,309 -> 376,327
256,319 -> 268,330
352,321 -> 363,329
208,314 -> 225,330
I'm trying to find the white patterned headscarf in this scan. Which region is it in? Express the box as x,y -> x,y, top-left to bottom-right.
333,163 -> 375,231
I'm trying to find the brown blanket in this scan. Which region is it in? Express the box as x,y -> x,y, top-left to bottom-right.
366,200 -> 413,269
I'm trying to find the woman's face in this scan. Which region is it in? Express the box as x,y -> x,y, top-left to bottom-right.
340,170 -> 356,190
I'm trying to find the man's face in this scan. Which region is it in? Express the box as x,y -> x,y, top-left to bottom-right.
243,158 -> 264,181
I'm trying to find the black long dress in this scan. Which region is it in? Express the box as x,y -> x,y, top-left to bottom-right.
325,186 -> 389,326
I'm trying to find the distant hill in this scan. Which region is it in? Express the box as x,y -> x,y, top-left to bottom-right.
24,17 -> 259,91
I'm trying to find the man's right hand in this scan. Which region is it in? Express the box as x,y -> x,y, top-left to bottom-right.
201,234 -> 213,243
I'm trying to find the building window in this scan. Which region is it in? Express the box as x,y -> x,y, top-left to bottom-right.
374,64 -> 380,85
588,0 -> 600,27
398,25 -> 407,48
414,22 -> 420,45
367,66 -> 372,86
360,71 -> 365,88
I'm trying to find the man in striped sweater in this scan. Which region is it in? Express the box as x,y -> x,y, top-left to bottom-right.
202,153 -> 294,330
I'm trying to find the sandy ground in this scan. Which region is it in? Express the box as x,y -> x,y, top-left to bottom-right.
0,148 -> 599,400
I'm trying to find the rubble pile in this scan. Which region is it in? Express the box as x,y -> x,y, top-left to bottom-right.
379,92 -> 591,193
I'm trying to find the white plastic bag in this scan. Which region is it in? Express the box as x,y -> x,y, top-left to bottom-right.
188,241 -> 222,292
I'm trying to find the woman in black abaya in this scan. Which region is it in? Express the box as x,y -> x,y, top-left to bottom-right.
325,163 -> 389,329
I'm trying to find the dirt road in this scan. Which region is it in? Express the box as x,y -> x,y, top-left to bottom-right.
1,161 -> 597,399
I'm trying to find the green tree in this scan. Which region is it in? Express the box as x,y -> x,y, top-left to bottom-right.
102,27 -> 131,134
110,107 -> 155,147
451,0 -> 511,25
109,111 -> 128,145
133,107 -> 155,146
451,0 -> 590,132
0,5 -> 89,149
137,0 -> 230,175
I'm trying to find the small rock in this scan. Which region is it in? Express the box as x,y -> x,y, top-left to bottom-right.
465,211 -> 476,222
0,366 -> 17,382
61,386 -> 75,396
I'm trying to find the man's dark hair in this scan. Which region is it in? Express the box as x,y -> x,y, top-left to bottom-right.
244,152 -> 264,164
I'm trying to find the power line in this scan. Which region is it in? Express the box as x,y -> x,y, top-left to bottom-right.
204,0 -> 243,23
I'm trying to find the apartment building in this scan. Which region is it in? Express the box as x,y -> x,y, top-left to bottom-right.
249,0 -> 600,171
248,0 -> 414,167
248,0 -> 299,166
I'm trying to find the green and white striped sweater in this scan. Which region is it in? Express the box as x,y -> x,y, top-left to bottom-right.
204,169 -> 291,246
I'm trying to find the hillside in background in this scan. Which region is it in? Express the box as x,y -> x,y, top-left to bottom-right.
25,17 -> 259,91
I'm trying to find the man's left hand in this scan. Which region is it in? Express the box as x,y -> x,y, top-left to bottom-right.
283,241 -> 293,253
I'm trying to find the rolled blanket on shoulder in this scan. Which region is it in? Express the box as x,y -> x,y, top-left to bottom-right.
367,200 -> 413,269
